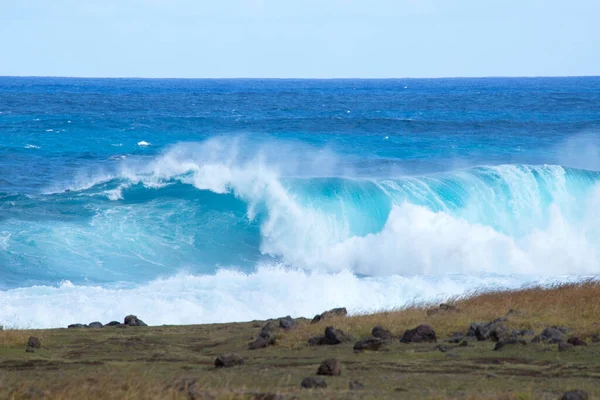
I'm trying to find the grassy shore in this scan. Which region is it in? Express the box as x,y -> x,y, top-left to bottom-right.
1,282 -> 599,399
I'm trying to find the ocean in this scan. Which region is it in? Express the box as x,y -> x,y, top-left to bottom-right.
1,76 -> 600,328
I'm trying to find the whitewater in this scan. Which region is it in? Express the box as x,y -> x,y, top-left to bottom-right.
1,77 -> 600,328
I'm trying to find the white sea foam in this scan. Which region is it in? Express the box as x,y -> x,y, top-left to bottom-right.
0,232 -> 10,251
138,141 -> 151,147
0,266 -> 565,329
119,142 -> 600,276
24,144 -> 40,149
48,139 -> 600,277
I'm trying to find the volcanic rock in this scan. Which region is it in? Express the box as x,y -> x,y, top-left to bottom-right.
311,307 -> 347,324
300,377 -> 327,389
124,315 -> 147,327
324,326 -> 353,344
317,359 -> 341,376
372,325 -> 394,340
400,324 -> 437,343
215,353 -> 244,368
353,336 -> 384,352
560,390 -> 589,400
27,336 -> 41,349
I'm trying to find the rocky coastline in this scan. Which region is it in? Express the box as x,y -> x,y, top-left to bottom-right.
2,282 -> 599,399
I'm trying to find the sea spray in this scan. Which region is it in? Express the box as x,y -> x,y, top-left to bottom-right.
3,77 -> 600,328
0,267 -> 576,329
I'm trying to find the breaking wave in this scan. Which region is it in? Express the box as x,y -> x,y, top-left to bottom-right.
2,139 -> 600,327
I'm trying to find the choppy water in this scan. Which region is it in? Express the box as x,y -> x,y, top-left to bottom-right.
1,77 -> 600,328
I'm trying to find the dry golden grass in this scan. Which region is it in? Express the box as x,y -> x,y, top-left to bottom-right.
280,280 -> 600,347
0,329 -> 45,348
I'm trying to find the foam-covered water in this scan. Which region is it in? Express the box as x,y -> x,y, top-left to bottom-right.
1,77 -> 600,328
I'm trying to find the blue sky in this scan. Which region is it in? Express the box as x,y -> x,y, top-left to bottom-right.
1,0 -> 599,78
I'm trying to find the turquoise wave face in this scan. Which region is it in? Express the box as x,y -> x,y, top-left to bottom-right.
2,146 -> 600,288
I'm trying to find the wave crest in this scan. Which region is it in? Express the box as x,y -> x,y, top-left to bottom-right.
6,139 -> 600,281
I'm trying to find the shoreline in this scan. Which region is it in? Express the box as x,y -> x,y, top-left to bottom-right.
2,282 -> 599,399
2,272 -> 594,331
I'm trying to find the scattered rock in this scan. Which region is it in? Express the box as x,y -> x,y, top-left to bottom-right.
300,377 -> 327,389
248,337 -> 269,350
590,333 -> 600,343
446,353 -> 460,358
106,321 -> 121,326
558,342 -> 575,352
494,338 -> 526,351
308,336 -> 327,346
512,329 -> 535,337
459,340 -> 470,347
466,323 -> 480,337
88,322 -> 103,329
214,353 -> 244,368
567,337 -> 587,347
27,336 -> 41,349
317,358 -> 341,376
486,373 -> 498,379
474,322 -> 508,342
311,307 -> 347,324
400,324 -> 437,343
25,347 -> 36,353
353,336 -> 384,352
124,315 -> 147,327
540,327 -> 567,343
531,326 -> 569,343
372,325 -> 394,340
553,326 -> 570,334
278,316 -> 297,330
67,324 -> 87,329
448,332 -> 465,343
349,380 -> 365,390
258,321 -> 279,345
468,317 -> 509,341
488,324 -> 510,342
324,326 -> 353,345
473,325 -> 489,341
435,344 -> 448,353
560,390 -> 589,400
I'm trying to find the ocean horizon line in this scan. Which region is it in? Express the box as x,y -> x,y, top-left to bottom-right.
1,74 -> 600,81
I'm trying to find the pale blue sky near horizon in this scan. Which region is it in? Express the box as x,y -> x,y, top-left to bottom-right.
1,0 -> 599,78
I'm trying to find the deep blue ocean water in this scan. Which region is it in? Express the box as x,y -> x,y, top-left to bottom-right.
1,77 -> 600,328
